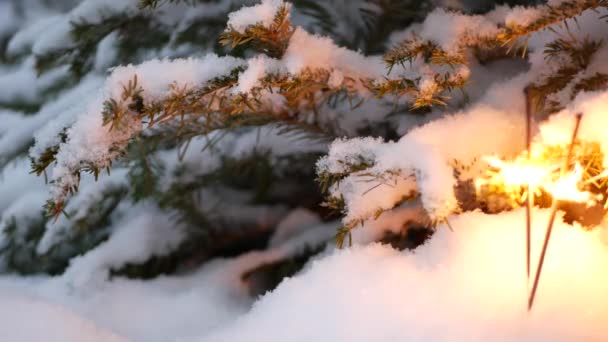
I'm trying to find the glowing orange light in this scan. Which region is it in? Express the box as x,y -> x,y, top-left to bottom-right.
477,156 -> 602,206
545,163 -> 592,203
482,156 -> 551,189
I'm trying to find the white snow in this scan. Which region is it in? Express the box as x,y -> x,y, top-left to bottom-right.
0,57 -> 69,105
94,32 -> 119,73
0,158 -> 46,213
0,3 -> 18,39
61,202 -> 186,288
32,0 -> 140,56
7,15 -> 64,55
284,28 -> 385,79
226,0 -> 290,33
205,209 -> 608,342
417,8 -> 500,53
0,209 -> 606,341
234,55 -> 285,94
321,136 -> 457,224
504,6 -> 544,28
0,288 -> 124,342
538,90 -> 608,167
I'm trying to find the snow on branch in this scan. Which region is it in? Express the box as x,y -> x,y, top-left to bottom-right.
378,1 -> 608,109
317,136 -> 457,245
42,55 -> 245,213
221,0 -> 294,58
34,0 -> 608,233
226,0 -> 290,34
33,2 -> 391,215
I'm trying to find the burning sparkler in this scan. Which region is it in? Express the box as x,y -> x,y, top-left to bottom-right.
474,107 -> 608,311
528,112 -> 583,311
524,86 -> 533,283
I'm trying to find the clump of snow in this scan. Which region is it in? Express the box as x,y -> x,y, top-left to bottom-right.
226,0 -> 290,33
0,206 -> 336,341
284,28 -> 384,79
36,168 -> 129,255
31,0 -> 140,56
234,55 -> 285,94
0,110 -> 25,136
0,158 -> 45,213
0,57 -> 69,105
504,6 -> 544,27
0,191 -> 47,264
269,208 -> 322,247
0,2 -> 18,39
62,202 -> 185,288
319,133 -> 462,224
316,137 -> 383,175
105,55 -> 245,101
94,32 -> 119,72
29,76 -> 104,160
352,202 -> 430,244
327,69 -> 344,88
6,15 -> 63,55
407,103 -> 525,164
409,8 -> 500,54
69,0 -> 140,22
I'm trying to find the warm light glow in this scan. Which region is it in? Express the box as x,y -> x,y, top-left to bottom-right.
477,153 -> 605,205
545,163 -> 592,203
483,156 -> 552,189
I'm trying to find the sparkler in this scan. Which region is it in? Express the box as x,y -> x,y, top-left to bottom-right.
524,86 -> 533,283
473,91 -> 607,311
528,112 -> 583,311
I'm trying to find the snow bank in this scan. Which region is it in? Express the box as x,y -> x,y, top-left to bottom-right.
0,288 -> 124,342
1,209 -> 606,341
0,210 -> 334,341
205,209 -> 608,341
0,259 -> 251,342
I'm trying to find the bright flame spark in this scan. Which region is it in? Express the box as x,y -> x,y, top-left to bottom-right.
483,156 -> 552,189
477,156 -> 604,205
545,163 -> 593,203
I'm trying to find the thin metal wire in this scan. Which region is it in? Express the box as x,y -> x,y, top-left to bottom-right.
524,86 -> 534,283
528,112 -> 583,311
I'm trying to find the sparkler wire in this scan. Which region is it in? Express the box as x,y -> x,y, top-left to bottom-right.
528,113 -> 583,311
524,86 -> 534,282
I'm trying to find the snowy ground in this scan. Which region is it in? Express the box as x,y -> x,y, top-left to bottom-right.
1,209 -> 607,341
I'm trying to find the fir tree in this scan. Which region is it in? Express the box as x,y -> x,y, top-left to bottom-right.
2,0 -> 608,301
